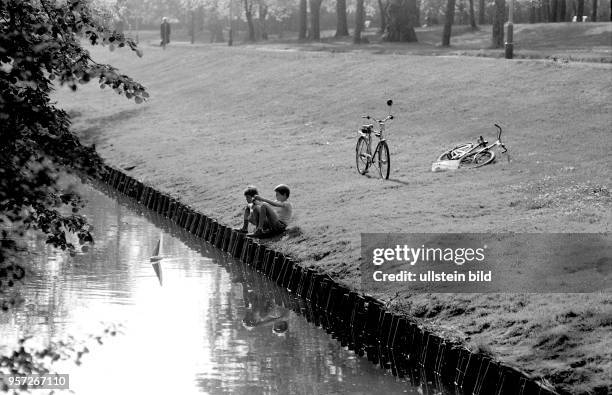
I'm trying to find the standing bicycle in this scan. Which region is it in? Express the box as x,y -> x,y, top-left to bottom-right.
355,99 -> 394,179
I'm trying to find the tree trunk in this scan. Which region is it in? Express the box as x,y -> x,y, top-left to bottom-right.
542,0 -> 550,20
354,0 -> 365,42
213,23 -> 224,42
259,4 -> 268,39
550,0 -> 558,20
243,0 -> 256,41
457,0 -> 465,24
469,0 -> 477,27
559,0 -> 567,20
309,0 -> 322,40
190,10 -> 195,43
383,0 -> 418,41
298,0 -> 308,39
529,0 -> 536,22
491,0 -> 505,48
591,0 -> 597,20
197,6 -> 205,32
479,0 -> 485,24
577,0 -> 584,20
336,0 -> 349,36
442,0 -> 456,46
415,0 -> 421,25
378,0 -> 388,33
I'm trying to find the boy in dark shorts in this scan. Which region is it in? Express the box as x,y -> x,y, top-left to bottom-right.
237,186 -> 259,233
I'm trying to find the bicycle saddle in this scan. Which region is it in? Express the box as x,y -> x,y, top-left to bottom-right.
361,124 -> 374,133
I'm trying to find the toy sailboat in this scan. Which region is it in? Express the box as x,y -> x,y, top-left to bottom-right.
150,232 -> 163,286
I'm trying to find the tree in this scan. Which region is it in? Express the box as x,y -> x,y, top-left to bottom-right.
542,0 -> 550,20
206,6 -> 226,42
468,0 -> 477,27
491,0 -> 505,47
478,0 -> 485,23
354,0 -> 365,42
559,0 -> 566,20
591,0 -> 597,20
243,0 -> 257,40
577,0 -> 584,20
0,0 -> 147,298
267,0 -> 293,37
336,0 -> 349,36
258,1 -> 269,39
442,0 -> 456,46
298,0 -> 308,39
551,0 -> 559,21
377,0 -> 389,33
309,0 -> 323,40
383,0 -> 418,41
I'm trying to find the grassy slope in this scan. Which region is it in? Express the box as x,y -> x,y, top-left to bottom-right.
57,26 -> 612,394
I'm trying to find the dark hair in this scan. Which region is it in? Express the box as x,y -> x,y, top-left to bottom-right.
274,184 -> 290,198
244,186 -> 258,197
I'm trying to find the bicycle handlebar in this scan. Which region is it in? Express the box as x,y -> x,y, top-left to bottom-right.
361,115 -> 394,123
494,123 -> 503,141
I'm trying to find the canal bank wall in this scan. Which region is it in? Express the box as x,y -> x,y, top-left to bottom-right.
95,164 -> 558,395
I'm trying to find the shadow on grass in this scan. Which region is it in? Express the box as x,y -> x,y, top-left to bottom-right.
76,107 -> 148,145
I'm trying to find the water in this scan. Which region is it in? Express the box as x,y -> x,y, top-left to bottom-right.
0,183 -> 445,395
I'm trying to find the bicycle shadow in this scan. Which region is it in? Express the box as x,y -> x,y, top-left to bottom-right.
363,173 -> 411,186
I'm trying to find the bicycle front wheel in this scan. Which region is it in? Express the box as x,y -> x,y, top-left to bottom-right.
374,141 -> 390,179
459,150 -> 495,169
356,136 -> 370,175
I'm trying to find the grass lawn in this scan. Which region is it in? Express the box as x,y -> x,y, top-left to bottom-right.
56,25 -> 611,394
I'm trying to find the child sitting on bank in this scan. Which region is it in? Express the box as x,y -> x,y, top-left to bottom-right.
238,184 -> 292,238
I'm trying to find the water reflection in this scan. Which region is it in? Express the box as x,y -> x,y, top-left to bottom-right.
0,183 -> 452,395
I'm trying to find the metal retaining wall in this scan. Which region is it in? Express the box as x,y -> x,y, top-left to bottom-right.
98,165 -> 559,395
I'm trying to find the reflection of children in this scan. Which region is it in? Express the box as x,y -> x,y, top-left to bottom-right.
247,184 -> 292,238
241,286 -> 289,332
272,320 -> 289,336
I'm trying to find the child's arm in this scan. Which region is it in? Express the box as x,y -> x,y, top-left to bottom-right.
253,195 -> 283,207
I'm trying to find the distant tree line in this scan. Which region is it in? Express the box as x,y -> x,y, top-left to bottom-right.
109,0 -> 610,48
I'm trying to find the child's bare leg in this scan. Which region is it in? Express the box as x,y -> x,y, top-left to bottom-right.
240,205 -> 259,231
240,206 -> 250,231
257,203 -> 281,230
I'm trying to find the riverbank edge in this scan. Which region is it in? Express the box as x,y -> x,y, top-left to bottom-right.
95,164 -> 559,395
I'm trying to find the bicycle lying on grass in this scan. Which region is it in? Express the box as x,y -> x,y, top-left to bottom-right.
356,99 -> 394,179
436,124 -> 509,169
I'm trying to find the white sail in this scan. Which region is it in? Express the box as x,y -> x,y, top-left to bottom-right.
150,232 -> 163,262
150,232 -> 163,285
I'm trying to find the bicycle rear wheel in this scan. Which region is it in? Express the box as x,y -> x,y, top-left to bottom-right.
438,143 -> 473,161
374,141 -> 390,179
459,150 -> 495,169
356,136 -> 370,175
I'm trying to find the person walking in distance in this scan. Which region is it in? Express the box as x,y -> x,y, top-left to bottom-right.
160,17 -> 171,49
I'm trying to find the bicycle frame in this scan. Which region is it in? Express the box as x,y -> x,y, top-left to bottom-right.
358,116 -> 391,164
447,124 -> 506,161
